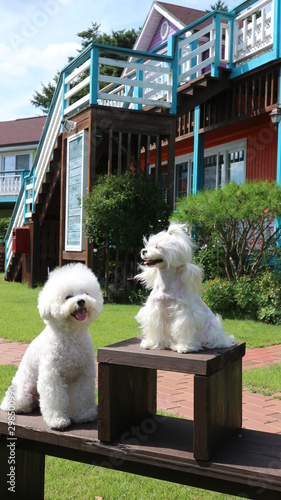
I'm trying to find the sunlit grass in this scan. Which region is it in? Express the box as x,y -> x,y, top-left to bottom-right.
243,363 -> 281,399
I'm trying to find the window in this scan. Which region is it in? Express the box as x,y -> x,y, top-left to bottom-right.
203,155 -> 217,189
228,150 -> 245,184
160,21 -> 169,41
2,154 -> 30,172
175,158 -> 193,199
65,130 -> 88,251
174,139 -> 246,200
202,140 -> 246,189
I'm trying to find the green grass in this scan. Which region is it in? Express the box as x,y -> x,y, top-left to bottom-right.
243,363 -> 281,399
1,273 -> 281,349
0,273 -> 280,499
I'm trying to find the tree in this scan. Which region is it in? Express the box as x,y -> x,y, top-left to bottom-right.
0,218 -> 10,244
172,181 -> 281,281
210,1 -> 228,11
83,172 -> 170,298
31,23 -> 140,113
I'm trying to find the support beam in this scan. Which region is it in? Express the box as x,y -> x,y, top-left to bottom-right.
193,105 -> 204,194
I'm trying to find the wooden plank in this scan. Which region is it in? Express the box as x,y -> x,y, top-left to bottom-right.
0,411 -> 280,499
97,337 -> 245,376
194,358 -> 242,461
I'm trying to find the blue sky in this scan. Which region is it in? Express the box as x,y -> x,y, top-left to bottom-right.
0,0 -> 236,121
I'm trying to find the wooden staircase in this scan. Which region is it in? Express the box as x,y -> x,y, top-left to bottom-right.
5,135 -> 62,283
32,135 -> 62,224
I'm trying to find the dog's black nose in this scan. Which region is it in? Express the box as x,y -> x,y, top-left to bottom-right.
142,249 -> 147,255
77,299 -> 85,308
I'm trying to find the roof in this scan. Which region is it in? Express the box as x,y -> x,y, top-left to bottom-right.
0,116 -> 46,148
157,2 -> 207,26
134,1 -> 207,52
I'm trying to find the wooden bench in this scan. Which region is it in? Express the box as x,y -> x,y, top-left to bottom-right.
1,338 -> 281,499
98,337 -> 246,461
1,409 -> 281,499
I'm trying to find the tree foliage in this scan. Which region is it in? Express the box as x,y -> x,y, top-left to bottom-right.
173,181 -> 281,280
210,1 -> 228,11
84,172 -> 170,252
0,218 -> 10,244
31,23 -> 140,113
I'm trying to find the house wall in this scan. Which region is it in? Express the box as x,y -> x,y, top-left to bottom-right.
148,19 -> 179,51
205,116 -> 277,182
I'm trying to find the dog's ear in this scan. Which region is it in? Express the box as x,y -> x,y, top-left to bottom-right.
182,263 -> 202,293
37,289 -> 52,321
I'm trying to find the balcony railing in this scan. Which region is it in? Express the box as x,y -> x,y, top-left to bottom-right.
0,171 -> 29,198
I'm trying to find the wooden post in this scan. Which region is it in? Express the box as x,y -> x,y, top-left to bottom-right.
98,363 -> 157,442
0,438 -> 45,500
193,358 -> 242,461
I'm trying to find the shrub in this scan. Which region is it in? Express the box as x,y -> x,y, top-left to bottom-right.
202,270 -> 281,324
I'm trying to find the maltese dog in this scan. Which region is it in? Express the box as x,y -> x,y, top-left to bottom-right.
135,223 -> 235,353
1,263 -> 103,430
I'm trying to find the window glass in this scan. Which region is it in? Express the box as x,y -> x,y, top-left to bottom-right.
4,156 -> 15,172
16,154 -> 29,170
203,155 -> 216,189
176,162 -> 188,198
228,150 -> 245,184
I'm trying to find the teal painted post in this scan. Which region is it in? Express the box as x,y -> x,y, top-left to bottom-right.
167,35 -> 178,114
90,47 -> 99,105
275,66 -> 281,243
134,68 -> 143,111
273,0 -> 281,59
227,16 -> 234,71
61,71 -> 67,133
211,14 -> 221,78
193,105 -> 204,195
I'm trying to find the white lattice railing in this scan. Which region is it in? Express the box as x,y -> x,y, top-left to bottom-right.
0,174 -> 22,196
233,0 -> 273,64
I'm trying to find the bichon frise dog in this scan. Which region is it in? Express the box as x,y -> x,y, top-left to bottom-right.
135,223 -> 235,353
1,263 -> 103,430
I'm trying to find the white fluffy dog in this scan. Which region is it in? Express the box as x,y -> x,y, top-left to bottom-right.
135,223 -> 235,353
1,263 -> 103,430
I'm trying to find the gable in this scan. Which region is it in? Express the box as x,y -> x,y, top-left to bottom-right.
134,1 -> 206,53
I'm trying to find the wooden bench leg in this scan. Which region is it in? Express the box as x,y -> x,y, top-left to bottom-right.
0,436 -> 45,499
193,357 -> 242,461
98,363 -> 157,442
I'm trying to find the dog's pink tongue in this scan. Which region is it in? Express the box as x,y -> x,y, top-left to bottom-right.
74,309 -> 87,321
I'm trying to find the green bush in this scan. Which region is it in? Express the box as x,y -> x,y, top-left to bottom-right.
202,270 -> 281,324
255,271 -> 281,325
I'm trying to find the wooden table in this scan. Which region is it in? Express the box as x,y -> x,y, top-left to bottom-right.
98,337 -> 246,461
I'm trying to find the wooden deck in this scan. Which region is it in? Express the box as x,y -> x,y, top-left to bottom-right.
0,410 -> 280,499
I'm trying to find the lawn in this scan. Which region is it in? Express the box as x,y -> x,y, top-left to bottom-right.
0,273 -> 280,499
243,363 -> 281,399
1,273 -> 281,348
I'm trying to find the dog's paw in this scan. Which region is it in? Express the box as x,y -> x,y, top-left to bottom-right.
47,417 -> 71,430
140,338 -> 163,350
170,343 -> 199,354
73,407 -> 97,424
140,338 -> 154,349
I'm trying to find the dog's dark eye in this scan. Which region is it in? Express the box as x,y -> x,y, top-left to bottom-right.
65,295 -> 73,300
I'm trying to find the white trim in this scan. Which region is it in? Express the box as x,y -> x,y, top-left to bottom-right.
0,144 -> 38,154
65,130 -> 88,252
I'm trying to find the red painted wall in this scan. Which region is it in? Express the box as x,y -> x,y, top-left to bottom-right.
144,115 -> 278,183
203,115 -> 278,182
